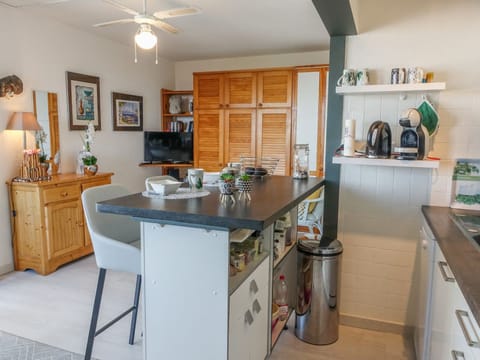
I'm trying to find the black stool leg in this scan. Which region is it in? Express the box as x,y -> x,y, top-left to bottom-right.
85,268 -> 107,360
129,274 -> 142,345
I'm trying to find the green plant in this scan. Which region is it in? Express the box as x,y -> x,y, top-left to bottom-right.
239,174 -> 251,181
82,155 -> 97,166
220,173 -> 235,181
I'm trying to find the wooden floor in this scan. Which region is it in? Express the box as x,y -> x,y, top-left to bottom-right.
270,315 -> 416,360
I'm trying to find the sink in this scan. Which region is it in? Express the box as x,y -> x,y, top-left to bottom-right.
451,212 -> 480,250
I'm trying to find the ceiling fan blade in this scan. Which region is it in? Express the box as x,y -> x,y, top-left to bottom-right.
0,0 -> 70,7
93,18 -> 135,27
102,0 -> 139,16
153,6 -> 200,19
152,20 -> 179,34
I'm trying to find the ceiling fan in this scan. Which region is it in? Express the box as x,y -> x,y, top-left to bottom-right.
94,0 -> 200,48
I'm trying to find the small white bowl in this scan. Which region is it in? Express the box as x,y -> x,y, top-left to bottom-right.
203,172 -> 220,185
148,179 -> 182,195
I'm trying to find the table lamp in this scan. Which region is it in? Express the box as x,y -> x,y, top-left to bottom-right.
5,112 -> 42,149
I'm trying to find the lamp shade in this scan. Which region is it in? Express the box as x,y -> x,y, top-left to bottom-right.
6,112 -> 41,131
135,24 -> 157,50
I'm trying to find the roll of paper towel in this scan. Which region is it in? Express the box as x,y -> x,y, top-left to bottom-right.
343,119 -> 356,156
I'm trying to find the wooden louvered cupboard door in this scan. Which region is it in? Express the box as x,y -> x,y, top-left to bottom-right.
257,70 -> 292,108
194,109 -> 224,171
224,72 -> 256,108
256,109 -> 291,175
224,109 -> 256,164
194,73 -> 224,109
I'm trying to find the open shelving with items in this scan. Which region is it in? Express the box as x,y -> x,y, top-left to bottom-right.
335,82 -> 446,95
161,88 -> 193,132
332,156 -> 440,168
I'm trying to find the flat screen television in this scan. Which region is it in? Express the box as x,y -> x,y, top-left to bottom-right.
144,131 -> 193,163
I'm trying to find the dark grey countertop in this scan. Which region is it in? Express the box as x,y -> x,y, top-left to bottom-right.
97,176 -> 325,231
422,206 -> 480,325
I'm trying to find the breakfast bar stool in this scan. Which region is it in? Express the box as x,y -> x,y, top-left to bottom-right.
81,184 -> 141,360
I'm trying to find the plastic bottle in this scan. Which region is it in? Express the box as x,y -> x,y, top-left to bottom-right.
275,275 -> 288,321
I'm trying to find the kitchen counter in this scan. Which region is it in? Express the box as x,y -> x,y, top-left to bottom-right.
98,176 -> 324,360
422,206 -> 480,325
98,176 -> 325,230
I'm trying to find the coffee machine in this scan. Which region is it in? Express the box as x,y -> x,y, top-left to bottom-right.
396,108 -> 428,160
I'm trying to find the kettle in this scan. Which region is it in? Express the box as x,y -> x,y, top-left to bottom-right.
366,121 -> 392,159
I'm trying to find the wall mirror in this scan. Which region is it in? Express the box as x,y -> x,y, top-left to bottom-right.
33,90 -> 60,175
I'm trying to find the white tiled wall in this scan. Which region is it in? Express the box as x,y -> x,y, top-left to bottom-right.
339,0 -> 480,328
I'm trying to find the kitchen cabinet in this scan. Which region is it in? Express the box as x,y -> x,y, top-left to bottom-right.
194,68 -> 293,174
8,173 -> 113,275
161,88 -> 193,131
257,70 -> 292,108
430,244 -> 480,359
229,258 -> 269,360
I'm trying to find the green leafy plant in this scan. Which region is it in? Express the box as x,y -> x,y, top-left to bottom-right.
82,155 -> 97,166
220,173 -> 235,182
239,174 -> 252,181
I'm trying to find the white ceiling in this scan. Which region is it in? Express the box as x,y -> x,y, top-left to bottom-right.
1,0 -> 330,61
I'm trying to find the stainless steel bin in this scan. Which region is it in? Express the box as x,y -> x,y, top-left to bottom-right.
295,238 -> 343,345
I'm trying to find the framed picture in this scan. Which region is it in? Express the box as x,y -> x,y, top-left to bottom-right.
67,71 -> 101,130
112,92 -> 143,131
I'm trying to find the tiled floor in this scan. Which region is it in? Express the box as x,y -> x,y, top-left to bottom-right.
270,316 -> 415,360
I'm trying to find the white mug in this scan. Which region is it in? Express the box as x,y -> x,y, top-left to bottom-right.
408,67 -> 424,84
187,168 -> 204,192
356,69 -> 369,86
337,69 -> 356,87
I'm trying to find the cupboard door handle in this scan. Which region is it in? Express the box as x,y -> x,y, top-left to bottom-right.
455,310 -> 480,348
438,261 -> 455,282
244,310 -> 254,325
252,299 -> 261,314
61,191 -> 68,197
250,279 -> 258,294
258,103 -> 263,107
225,104 -> 229,108
451,350 -> 465,360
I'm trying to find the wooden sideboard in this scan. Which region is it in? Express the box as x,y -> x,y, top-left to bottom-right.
7,172 -> 113,275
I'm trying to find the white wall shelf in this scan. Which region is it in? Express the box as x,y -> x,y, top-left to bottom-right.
336,82 -> 446,95
332,156 -> 440,168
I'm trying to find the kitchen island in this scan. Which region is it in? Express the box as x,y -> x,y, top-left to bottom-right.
97,176 -> 324,360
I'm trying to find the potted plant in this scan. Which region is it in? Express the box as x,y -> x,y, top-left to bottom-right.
237,174 -> 253,192
83,154 -> 98,176
219,173 -> 235,195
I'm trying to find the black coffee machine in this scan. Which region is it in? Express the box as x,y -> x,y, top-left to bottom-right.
366,121 -> 392,158
397,108 -> 427,160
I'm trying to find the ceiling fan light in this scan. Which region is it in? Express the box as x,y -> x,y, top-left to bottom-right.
135,24 -> 157,50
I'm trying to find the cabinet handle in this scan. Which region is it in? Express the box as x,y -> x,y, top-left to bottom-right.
250,279 -> 259,294
258,103 -> 263,107
252,299 -> 261,314
244,310 -> 254,325
438,261 -> 455,282
455,309 -> 480,348
451,350 -> 465,360
225,104 -> 229,108
61,191 -> 68,197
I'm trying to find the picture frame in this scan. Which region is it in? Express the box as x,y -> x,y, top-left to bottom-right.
67,71 -> 101,131
112,92 -> 143,131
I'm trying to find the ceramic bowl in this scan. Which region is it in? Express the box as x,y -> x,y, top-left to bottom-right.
148,179 -> 182,195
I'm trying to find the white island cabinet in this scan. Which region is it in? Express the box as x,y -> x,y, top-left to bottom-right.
97,176 -> 325,360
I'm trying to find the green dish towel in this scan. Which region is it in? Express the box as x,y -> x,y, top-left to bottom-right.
417,98 -> 439,136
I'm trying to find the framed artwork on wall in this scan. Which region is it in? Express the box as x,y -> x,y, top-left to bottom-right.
112,92 -> 143,131
67,71 -> 101,130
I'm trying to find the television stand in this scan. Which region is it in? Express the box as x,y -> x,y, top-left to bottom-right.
138,162 -> 193,178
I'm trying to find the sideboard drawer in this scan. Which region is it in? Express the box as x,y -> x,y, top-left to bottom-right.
43,184 -> 81,204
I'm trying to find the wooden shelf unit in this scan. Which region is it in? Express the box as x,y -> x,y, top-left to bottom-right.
161,88 -> 193,131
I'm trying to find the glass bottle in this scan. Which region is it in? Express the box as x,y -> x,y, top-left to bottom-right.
293,144 -> 309,179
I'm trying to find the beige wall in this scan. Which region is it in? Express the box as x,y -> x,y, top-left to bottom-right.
174,50 -> 330,90
0,8 -> 174,274
339,0 -> 480,327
